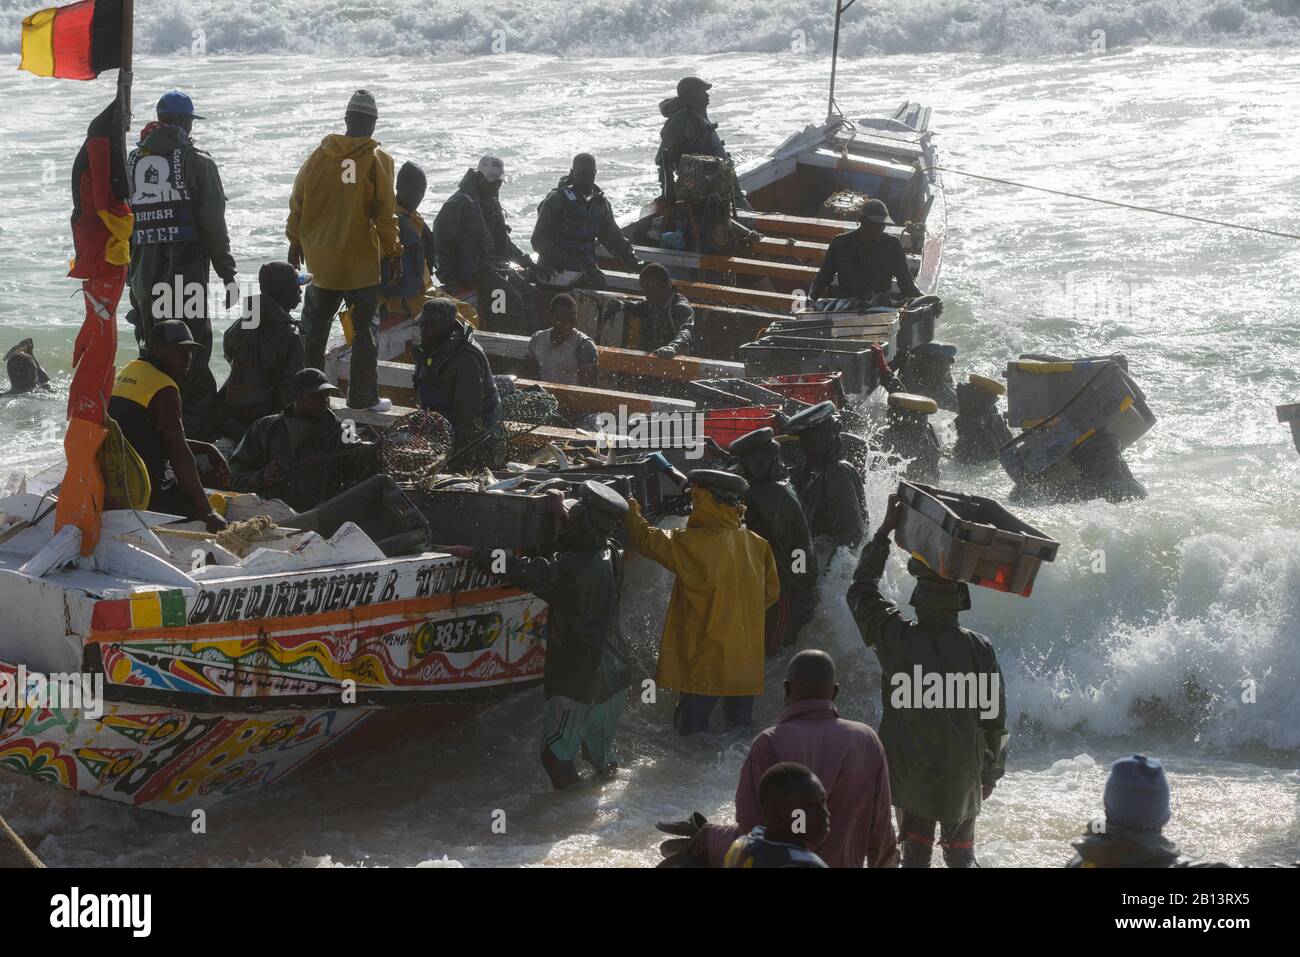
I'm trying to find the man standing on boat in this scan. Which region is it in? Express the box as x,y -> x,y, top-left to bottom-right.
847,495 -> 1008,868
109,320 -> 230,532
451,481 -> 632,789
228,368 -> 354,511
287,89 -> 403,414
127,91 -> 238,442
726,427 -> 818,656
531,153 -> 642,308
624,469 -> 779,735
433,156 -> 533,335
783,400 -> 867,559
809,199 -> 921,304
655,76 -> 751,211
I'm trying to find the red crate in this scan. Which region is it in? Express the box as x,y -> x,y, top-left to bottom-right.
702,405 -> 781,447
755,372 -> 845,407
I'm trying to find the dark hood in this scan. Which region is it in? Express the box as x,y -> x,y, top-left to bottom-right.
456,167 -> 479,194
956,381 -> 1000,416
1070,825 -> 1182,868
138,123 -> 191,154
559,501 -> 622,552
659,96 -> 710,119
799,421 -> 843,466
425,315 -> 476,363
907,557 -> 971,624
737,443 -> 789,484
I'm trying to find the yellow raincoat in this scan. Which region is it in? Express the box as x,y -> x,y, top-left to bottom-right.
286,134 -> 402,291
625,489 -> 780,696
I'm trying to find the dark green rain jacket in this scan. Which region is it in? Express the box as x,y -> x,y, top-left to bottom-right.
471,504 -> 631,704
846,532 -> 1008,823
217,294 -> 306,438
739,445 -> 818,592
1066,824 -> 1228,868
794,425 -> 866,553
228,406 -> 346,511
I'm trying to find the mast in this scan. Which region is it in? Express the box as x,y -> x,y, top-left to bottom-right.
826,0 -> 855,123
116,0 -> 133,149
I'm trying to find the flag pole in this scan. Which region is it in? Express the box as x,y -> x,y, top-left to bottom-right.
116,0 -> 133,149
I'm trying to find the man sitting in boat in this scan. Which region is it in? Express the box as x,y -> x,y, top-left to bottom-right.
655,76 -> 751,211
604,263 -> 695,359
450,481 -> 632,790
228,368 -> 354,511
216,262 -> 309,442
109,320 -> 230,533
808,199 -> 922,306
412,299 -> 500,463
782,400 -> 867,560
1,339 -> 51,396
530,153 -> 642,309
524,294 -> 598,387
433,156 -> 533,335
726,427 -> 818,657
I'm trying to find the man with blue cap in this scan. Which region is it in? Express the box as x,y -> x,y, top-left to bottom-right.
127,89 -> 238,442
1067,755 -> 1227,868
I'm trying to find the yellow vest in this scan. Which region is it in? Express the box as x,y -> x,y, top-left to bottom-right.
112,357 -> 178,407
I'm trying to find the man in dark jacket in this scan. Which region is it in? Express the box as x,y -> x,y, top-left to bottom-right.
228,368 -> 351,511
623,264 -> 695,358
454,481 -> 632,789
531,153 -> 641,295
411,298 -> 499,459
728,427 -> 818,656
847,494 -> 1008,868
784,400 -> 866,560
952,373 -> 1014,464
655,76 -> 749,210
877,392 -> 942,485
1068,755 -> 1228,868
217,261 -> 308,442
433,156 -> 532,334
127,91 -> 238,441
809,199 -> 920,304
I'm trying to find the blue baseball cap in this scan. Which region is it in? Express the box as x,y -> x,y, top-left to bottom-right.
156,90 -> 204,120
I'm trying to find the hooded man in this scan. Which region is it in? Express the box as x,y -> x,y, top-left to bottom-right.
809,199 -> 921,305
109,320 -> 229,532
382,160 -> 438,320
878,392 -> 942,485
451,481 -> 632,790
655,76 -> 750,210
624,469 -> 780,736
412,298 -> 500,460
663,650 -> 899,869
216,261 -> 309,442
531,153 -> 642,298
846,494 -> 1008,868
783,400 -> 867,559
127,90 -> 238,442
1,340 -> 51,396
952,374 -> 1014,464
287,89 -> 402,414
1067,755 -> 1228,869
228,368 -> 352,511
433,155 -> 533,335
727,427 -> 818,656
1009,430 -> 1148,506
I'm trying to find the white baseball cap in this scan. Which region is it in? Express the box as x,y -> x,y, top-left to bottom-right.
477,155 -> 505,182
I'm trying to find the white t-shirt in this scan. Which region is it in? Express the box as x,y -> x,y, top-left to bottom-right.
527,328 -> 598,385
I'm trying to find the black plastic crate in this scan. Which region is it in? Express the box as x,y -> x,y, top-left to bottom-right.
404,488 -> 561,551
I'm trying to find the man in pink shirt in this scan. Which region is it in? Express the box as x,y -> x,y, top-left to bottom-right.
661,650 -> 899,868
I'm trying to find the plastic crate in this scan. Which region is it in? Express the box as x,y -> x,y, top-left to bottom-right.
895,481 -> 1060,597
702,405 -> 781,447
404,488 -> 561,551
1000,362 -> 1156,484
740,337 -> 878,395
1005,354 -> 1129,428
898,300 -> 939,351
754,372 -> 846,407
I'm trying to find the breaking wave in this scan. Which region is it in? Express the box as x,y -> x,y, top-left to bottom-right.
3,0 -> 1300,59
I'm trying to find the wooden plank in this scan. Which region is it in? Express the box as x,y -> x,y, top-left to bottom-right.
473,329 -> 745,381
332,356 -> 698,415
602,269 -> 796,312
800,148 -> 916,180
751,236 -> 829,263
631,245 -> 819,284
750,212 -> 858,241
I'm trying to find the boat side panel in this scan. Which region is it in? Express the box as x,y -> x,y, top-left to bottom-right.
90,558 -> 549,700
0,685 -> 375,814
0,569 -> 95,675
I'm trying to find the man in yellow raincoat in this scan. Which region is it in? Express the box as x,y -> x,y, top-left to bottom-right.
625,469 -> 780,735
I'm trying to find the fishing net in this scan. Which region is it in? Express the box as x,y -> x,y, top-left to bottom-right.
676,154 -> 736,204
380,410 -> 456,485
819,189 -> 875,222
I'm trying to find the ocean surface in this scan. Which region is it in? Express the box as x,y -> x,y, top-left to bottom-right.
1,1 -> 1298,866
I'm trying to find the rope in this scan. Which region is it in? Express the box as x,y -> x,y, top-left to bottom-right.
926,165 -> 1300,241
214,515 -> 276,558
0,812 -> 45,868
